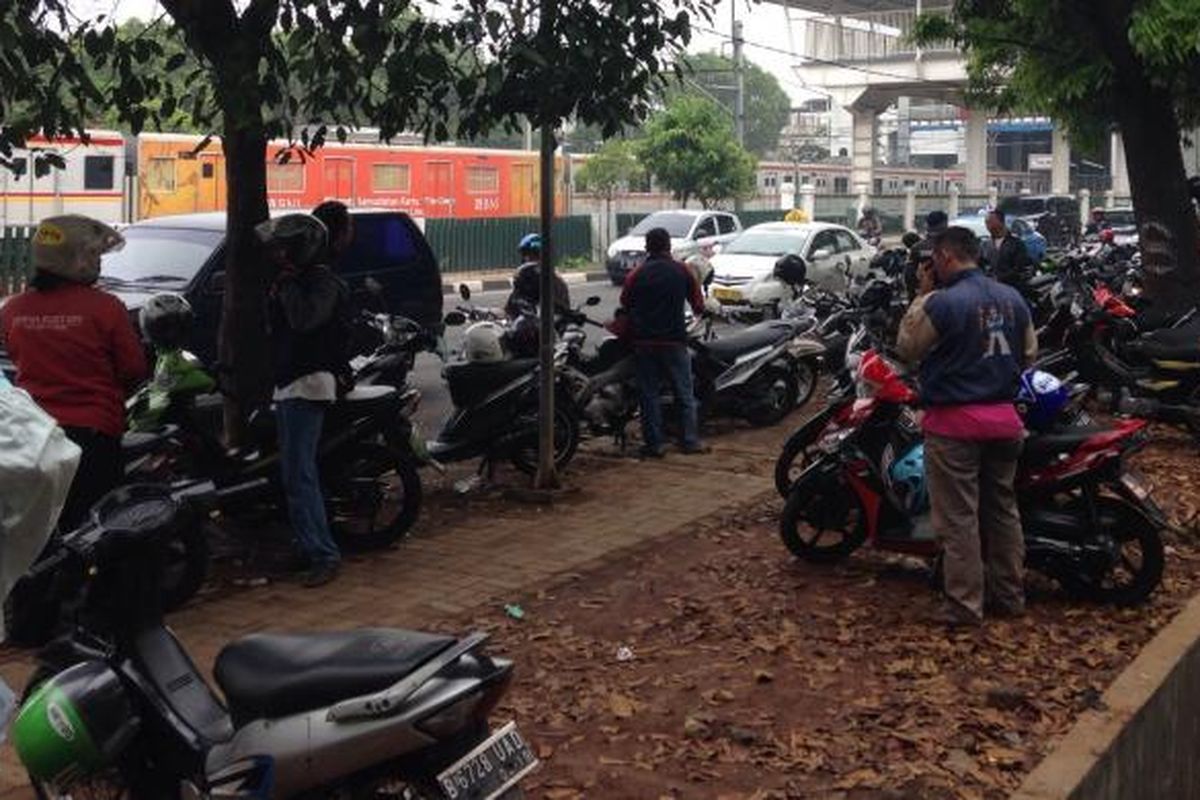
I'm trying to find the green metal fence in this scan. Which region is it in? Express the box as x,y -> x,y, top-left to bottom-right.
426,216 -> 593,273
1,226 -> 33,296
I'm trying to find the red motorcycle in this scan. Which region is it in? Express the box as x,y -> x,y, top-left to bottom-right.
778,352 -> 1166,605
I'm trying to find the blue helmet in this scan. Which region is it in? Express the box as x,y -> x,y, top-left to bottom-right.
518,233 -> 542,254
888,443 -> 929,516
1016,369 -> 1069,431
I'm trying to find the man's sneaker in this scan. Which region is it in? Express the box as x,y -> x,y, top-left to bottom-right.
638,445 -> 665,459
680,443 -> 711,455
302,562 -> 340,588
929,604 -> 983,629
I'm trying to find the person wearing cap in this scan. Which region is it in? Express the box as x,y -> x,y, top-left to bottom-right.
506,233 -> 571,319
905,210 -> 949,301
0,215 -> 148,529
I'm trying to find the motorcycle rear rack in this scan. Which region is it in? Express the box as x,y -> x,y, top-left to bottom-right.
326,632 -> 489,722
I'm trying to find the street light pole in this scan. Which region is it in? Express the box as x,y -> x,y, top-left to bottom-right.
732,5 -> 746,213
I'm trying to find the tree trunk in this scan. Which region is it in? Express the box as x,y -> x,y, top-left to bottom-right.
219,121 -> 271,444
1091,5 -> 1199,310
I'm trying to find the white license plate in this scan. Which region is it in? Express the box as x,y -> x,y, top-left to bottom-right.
1121,470 -> 1150,501
436,721 -> 537,800
712,287 -> 742,303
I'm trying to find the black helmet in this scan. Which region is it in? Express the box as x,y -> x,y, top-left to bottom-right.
857,278 -> 895,312
140,293 -> 194,350
254,213 -> 328,269
773,254 -> 808,287
504,310 -> 540,358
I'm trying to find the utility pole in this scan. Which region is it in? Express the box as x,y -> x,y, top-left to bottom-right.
732,7 -> 746,213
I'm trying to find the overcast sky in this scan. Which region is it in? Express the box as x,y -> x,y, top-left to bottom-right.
73,0 -> 817,103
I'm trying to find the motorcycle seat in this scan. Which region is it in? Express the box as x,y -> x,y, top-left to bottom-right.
342,384 -> 397,404
699,321 -> 793,363
214,628 -> 456,723
1022,426 -> 1111,464
444,358 -> 537,408
1127,324 -> 1200,363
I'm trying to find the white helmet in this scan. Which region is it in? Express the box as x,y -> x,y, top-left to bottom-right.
463,321 -> 506,363
32,214 -> 124,284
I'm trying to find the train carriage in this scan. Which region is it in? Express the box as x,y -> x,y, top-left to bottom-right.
0,131 -> 127,226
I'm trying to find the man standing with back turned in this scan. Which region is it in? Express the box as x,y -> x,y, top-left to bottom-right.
621,227 -> 707,459
897,226 -> 1036,627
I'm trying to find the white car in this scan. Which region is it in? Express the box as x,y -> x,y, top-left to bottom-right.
605,209 -> 742,285
708,221 -> 876,304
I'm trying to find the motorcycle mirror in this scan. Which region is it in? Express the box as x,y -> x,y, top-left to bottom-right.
444,310 -> 467,327
585,296 -> 601,306
458,284 -> 472,301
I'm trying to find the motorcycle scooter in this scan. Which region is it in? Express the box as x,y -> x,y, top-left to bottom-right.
13,481 -> 535,799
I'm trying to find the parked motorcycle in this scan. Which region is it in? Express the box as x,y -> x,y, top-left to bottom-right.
12,481 -> 535,799
777,352 -> 1166,605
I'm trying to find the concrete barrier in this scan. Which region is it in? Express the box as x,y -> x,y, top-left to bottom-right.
1013,593 -> 1200,800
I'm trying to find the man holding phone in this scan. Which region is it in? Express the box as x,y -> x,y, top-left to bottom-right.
898,226 -> 1037,627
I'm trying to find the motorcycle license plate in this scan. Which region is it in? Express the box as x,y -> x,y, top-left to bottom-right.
1121,470 -> 1151,501
436,721 -> 538,800
712,287 -> 742,303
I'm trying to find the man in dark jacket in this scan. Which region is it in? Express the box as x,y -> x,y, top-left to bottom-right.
897,226 -> 1036,627
621,227 -> 707,458
506,233 -> 570,319
259,213 -> 351,588
905,210 -> 948,300
984,209 -> 1034,293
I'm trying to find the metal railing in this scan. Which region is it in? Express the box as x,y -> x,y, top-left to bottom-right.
802,7 -> 955,63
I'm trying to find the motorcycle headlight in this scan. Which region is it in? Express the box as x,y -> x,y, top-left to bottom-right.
818,428 -> 854,454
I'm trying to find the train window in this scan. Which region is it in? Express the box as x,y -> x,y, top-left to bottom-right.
373,163 -> 411,192
84,155 -> 115,190
465,166 -> 499,194
8,157 -> 27,178
201,163 -> 215,179
145,157 -> 177,191
267,162 -> 304,192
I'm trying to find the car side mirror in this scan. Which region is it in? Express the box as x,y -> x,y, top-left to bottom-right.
207,271 -> 225,294
458,284 -> 472,301
585,295 -> 601,306
444,311 -> 467,326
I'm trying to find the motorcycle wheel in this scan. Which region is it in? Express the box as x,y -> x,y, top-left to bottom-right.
744,365 -> 799,427
773,412 -> 832,497
510,405 -> 580,475
158,521 -> 210,612
779,477 -> 866,562
793,358 -> 818,408
327,442 -> 423,553
1057,496 -> 1164,606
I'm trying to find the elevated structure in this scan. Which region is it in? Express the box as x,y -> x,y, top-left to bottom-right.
765,0 -> 1113,199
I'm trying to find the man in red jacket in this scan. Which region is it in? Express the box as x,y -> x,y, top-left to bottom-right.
1,215 -> 147,529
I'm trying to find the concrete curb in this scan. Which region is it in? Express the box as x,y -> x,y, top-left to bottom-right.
1012,591 -> 1200,799
442,270 -> 608,295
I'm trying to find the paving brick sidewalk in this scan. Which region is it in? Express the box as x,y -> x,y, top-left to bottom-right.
0,419 -> 788,796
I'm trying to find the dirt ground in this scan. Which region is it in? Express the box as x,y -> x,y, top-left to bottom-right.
456,428 -> 1200,800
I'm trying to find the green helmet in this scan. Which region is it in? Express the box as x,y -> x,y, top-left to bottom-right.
11,661 -> 139,788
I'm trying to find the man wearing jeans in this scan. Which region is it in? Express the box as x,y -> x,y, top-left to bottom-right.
258,213 -> 350,588
621,227 -> 707,458
897,226 -> 1036,626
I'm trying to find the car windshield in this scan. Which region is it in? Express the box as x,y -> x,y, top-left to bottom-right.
722,229 -> 809,256
1106,210 -> 1136,227
100,227 -> 223,286
998,197 -> 1047,216
629,212 -> 695,238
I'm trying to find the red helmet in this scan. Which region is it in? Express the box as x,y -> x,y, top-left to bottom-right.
857,350 -> 917,404
1099,228 -> 1115,244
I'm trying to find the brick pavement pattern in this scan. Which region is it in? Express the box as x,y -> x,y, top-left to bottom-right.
0,421 -> 787,796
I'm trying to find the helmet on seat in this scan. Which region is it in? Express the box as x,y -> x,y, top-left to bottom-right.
888,443 -> 929,515
1015,369 -> 1069,431
463,321 -> 507,363
140,293 -> 194,350
254,214 -> 328,269
773,254 -> 808,287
